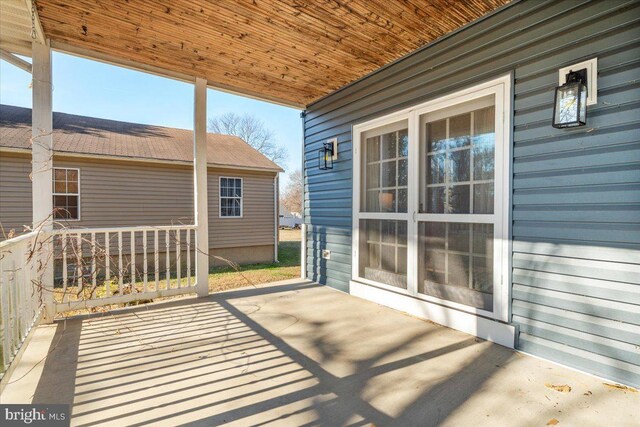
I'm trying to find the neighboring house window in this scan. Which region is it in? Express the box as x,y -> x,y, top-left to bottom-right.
220,177 -> 242,217
53,168 -> 80,220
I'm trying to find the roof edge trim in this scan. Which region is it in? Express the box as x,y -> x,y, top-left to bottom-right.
0,147 -> 283,173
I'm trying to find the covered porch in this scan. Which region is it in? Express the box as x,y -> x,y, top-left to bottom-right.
2,0 -> 639,422
3,279 -> 638,425
0,0 -> 518,384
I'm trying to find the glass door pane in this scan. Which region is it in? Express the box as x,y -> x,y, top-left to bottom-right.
418,222 -> 494,310
417,96 -> 496,310
420,100 -> 495,214
359,219 -> 408,289
362,121 -> 408,213
358,119 -> 409,289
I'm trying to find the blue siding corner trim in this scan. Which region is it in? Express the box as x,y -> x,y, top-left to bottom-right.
303,0 -> 640,387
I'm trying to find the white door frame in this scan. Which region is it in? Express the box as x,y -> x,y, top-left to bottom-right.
351,74 -> 514,346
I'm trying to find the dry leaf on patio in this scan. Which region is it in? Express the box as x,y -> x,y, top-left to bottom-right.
603,383 -> 638,393
546,419 -> 559,426
545,383 -> 571,393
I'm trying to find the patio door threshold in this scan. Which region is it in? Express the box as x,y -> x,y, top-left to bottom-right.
350,280 -> 516,348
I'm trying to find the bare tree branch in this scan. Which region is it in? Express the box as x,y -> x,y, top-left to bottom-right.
280,169 -> 303,214
208,112 -> 287,166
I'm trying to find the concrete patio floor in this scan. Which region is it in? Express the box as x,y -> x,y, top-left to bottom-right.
2,279 -> 638,426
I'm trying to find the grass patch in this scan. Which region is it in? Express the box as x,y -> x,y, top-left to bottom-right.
208,229 -> 301,292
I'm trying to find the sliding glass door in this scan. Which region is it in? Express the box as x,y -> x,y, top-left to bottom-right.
353,76 -> 510,321
417,96 -> 497,311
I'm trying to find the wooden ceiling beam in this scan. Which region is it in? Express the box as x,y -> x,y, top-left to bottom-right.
0,48 -> 32,73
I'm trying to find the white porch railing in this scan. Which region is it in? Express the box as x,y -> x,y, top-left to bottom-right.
51,225 -> 198,314
0,231 -> 44,381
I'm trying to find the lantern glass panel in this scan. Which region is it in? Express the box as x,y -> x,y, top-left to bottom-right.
553,81 -> 587,128
318,144 -> 334,170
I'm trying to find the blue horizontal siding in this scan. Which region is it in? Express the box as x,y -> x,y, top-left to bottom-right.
304,0 -> 640,387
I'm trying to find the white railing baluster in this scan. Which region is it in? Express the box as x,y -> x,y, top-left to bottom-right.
62,231 -> 68,303
9,259 -> 18,357
22,242 -> 29,338
143,230 -> 148,293
176,230 -> 181,288
154,230 -> 159,291
16,244 -> 25,341
76,233 -> 83,297
165,230 -> 170,290
0,231 -> 44,379
28,241 -> 36,325
0,258 -> 10,370
186,229 -> 191,287
91,232 -> 97,299
130,231 -> 136,291
118,231 -> 123,295
105,232 -> 111,297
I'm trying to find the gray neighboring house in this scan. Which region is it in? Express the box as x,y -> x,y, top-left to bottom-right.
302,1 -> 640,388
0,104 -> 283,266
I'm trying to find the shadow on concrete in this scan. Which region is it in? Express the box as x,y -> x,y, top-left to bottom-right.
25,281 -> 511,426
24,280 -> 635,426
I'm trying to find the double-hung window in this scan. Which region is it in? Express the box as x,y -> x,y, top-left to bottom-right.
352,75 -> 511,322
219,177 -> 243,217
53,168 -> 80,220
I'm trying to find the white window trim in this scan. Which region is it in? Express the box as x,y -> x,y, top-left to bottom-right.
218,176 -> 243,218
52,167 -> 81,221
352,74 -> 513,338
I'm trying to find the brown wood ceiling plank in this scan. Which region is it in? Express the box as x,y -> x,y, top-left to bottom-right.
38,3 -> 325,100
41,0 -> 363,92
37,0 -> 511,106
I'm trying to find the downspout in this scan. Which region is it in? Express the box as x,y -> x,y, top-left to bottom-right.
274,173 -> 279,263
300,111 -> 307,279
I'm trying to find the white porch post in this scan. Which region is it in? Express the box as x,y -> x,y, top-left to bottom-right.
31,41 -> 55,322
300,112 -> 307,280
194,77 -> 209,297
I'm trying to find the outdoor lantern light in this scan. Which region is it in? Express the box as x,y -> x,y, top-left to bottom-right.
318,141 -> 334,170
552,68 -> 588,129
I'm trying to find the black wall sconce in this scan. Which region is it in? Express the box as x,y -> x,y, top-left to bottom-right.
318,138 -> 337,170
552,68 -> 587,129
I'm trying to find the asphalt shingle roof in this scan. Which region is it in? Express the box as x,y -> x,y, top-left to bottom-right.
0,104 -> 283,172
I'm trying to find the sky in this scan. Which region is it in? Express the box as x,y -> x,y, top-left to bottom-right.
0,52 -> 303,189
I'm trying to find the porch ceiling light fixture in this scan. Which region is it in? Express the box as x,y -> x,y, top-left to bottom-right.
552,68 -> 587,129
318,138 -> 337,170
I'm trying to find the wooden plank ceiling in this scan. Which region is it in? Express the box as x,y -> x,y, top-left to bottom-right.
36,0 -> 510,107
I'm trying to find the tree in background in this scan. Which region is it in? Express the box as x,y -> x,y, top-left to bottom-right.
208,112 -> 286,166
281,169 -> 303,214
